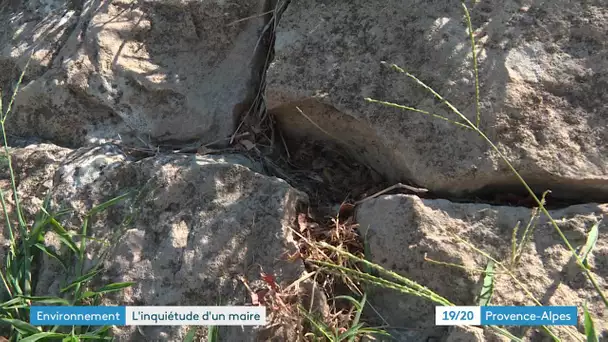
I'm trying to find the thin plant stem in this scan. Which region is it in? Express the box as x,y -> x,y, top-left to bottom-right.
461,1 -> 481,127
451,234 -> 580,341
368,66 -> 608,307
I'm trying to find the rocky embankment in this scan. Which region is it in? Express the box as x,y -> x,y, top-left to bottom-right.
1,0 -> 606,341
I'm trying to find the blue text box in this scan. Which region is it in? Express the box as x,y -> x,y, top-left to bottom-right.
30,306 -> 126,326
481,306 -> 577,326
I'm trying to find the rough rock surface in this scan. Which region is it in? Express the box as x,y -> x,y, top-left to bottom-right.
267,0 -> 608,201
1,0 -> 607,341
0,0 -> 267,147
4,143 -> 71,214
445,326 -> 507,342
0,144 -> 71,267
2,144 -> 310,341
356,194 -> 607,341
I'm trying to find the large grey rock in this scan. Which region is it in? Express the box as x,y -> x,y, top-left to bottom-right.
1,0 -> 267,147
267,0 -> 608,201
1,144 -> 308,341
356,194 -> 607,341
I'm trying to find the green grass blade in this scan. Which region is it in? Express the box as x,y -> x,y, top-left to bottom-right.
0,188 -> 16,247
60,268 -> 102,293
345,293 -> 367,342
340,323 -> 365,340
317,242 -> 453,305
22,259 -> 33,298
3,146 -> 26,236
334,295 -> 363,312
0,318 -> 40,335
0,270 -> 13,298
207,325 -> 219,342
314,259 -> 452,306
1,297 -> 26,308
33,243 -> 68,271
61,335 -> 78,342
583,303 -> 598,342
28,194 -> 53,246
75,334 -> 112,340
184,326 -> 198,342
87,192 -> 132,218
46,215 -> 79,254
478,260 -> 495,306
376,62 -> 472,128
461,0 -> 481,127
84,325 -> 112,336
357,327 -> 391,337
579,221 -> 600,269
94,281 -> 135,293
18,296 -> 70,305
7,261 -> 24,296
20,332 -> 67,342
299,304 -> 332,340
79,291 -> 98,300
361,233 -> 375,276
510,221 -> 520,267
2,56 -> 31,122
28,218 -> 50,247
364,98 -> 472,130
0,303 -> 29,311
1,59 -> 32,237
351,293 -> 365,329
78,282 -> 135,300
77,216 -> 89,276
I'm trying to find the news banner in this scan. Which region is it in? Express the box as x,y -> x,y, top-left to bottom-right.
29,305 -> 578,326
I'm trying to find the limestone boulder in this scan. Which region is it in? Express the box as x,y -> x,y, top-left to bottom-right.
1,143 -> 309,341
356,194 -> 607,341
267,0 -> 608,202
1,0 -> 267,147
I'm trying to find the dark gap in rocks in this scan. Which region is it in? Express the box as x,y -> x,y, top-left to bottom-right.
229,0 -> 293,145
267,124 -> 607,214
456,185 -> 595,209
3,134 -> 48,149
261,136 -> 390,220
262,100 -> 598,210
263,104 -> 599,210
262,132 -> 588,217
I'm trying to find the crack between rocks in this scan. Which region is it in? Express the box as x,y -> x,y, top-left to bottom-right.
253,0 -> 601,210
